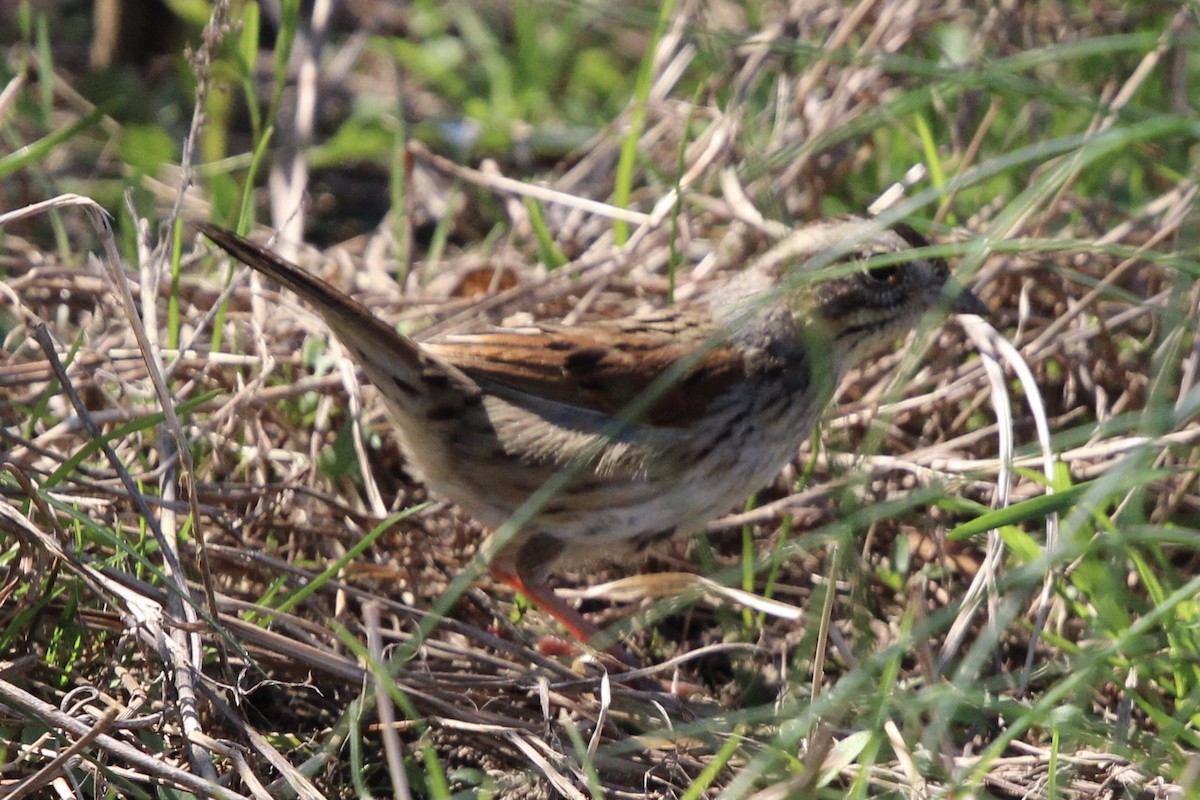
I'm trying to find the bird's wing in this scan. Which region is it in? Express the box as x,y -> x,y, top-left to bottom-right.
422,308 -> 748,429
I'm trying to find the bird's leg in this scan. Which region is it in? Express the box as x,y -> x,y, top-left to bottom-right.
489,565 -> 641,669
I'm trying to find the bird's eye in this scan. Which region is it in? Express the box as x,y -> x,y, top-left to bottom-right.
865,264 -> 902,285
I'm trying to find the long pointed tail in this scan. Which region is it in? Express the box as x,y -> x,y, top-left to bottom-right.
198,223 -> 479,414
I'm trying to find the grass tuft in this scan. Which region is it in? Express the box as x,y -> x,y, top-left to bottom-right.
1,2 -> 1197,797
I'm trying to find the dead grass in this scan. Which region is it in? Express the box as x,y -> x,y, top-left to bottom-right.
2,1 -> 1198,798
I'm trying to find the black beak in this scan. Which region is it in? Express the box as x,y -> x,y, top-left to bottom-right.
947,282 -> 988,316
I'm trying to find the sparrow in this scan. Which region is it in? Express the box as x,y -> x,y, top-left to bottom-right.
199,216 -> 985,663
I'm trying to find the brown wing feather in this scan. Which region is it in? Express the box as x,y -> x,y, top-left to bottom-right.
423,309 -> 747,428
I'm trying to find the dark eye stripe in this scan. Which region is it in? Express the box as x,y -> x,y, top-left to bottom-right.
866,265 -> 903,284
834,321 -> 880,340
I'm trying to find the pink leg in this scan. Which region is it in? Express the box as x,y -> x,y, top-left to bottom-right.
489,565 -> 640,668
